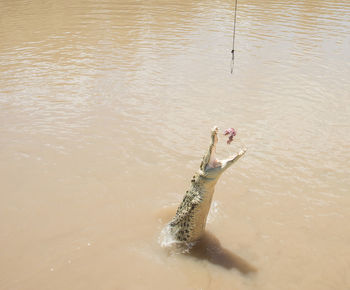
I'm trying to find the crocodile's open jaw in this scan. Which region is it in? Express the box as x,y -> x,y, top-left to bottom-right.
204,127 -> 246,177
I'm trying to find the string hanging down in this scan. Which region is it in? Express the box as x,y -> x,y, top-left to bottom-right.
231,0 -> 238,73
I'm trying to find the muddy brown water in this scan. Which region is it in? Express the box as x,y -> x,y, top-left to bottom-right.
1,0 -> 350,289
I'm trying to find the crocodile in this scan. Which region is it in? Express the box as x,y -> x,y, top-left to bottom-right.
168,126 -> 246,243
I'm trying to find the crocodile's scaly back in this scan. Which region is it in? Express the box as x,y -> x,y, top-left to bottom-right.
168,127 -> 246,243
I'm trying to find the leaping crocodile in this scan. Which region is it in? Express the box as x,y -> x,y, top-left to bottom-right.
168,126 -> 246,243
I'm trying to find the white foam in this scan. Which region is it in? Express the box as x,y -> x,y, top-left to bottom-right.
207,200 -> 220,223
158,224 -> 179,248
158,224 -> 198,254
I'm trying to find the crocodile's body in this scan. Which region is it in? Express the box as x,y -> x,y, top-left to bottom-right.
169,127 -> 246,243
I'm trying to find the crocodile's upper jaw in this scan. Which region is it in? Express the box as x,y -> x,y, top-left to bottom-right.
206,128 -> 222,170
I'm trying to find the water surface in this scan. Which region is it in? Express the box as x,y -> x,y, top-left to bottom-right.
1,0 -> 350,289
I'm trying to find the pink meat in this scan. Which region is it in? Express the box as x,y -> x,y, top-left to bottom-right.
224,128 -> 236,144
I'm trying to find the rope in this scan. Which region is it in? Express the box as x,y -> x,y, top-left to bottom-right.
231,0 -> 238,74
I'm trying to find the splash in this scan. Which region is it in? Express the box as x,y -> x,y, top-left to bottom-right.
158,224 -> 197,253
207,200 -> 220,224
158,224 -> 179,248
